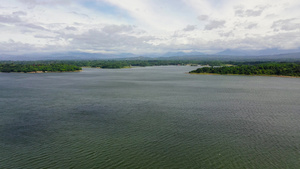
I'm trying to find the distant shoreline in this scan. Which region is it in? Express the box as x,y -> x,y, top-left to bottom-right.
81,66 -> 132,69
0,70 -> 82,73
189,72 -> 300,78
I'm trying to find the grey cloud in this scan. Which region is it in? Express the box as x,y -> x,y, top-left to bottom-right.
73,22 -> 83,26
18,0 -> 71,7
101,25 -> 144,34
34,34 -> 56,39
65,26 -> 77,31
234,9 -> 244,17
62,28 -> 300,53
207,31 -> 300,50
0,11 -> 37,28
233,21 -> 257,29
172,31 -> 181,38
70,11 -> 89,18
219,31 -> 234,37
235,7 -> 265,17
12,11 -> 27,16
20,23 -> 47,31
204,20 -> 225,30
183,25 -> 197,31
0,12 -> 53,36
272,19 -> 300,31
246,23 -> 257,29
0,15 -> 22,23
62,27 -> 155,51
265,14 -> 277,19
0,38 -> 76,55
197,15 -> 209,21
0,40 -> 37,53
164,29 -> 300,52
0,11 -> 55,34
245,9 -> 263,16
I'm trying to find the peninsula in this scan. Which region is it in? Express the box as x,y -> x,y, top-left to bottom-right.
189,63 -> 300,77
0,63 -> 82,73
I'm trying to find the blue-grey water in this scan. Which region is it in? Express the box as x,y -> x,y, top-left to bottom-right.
0,66 -> 300,168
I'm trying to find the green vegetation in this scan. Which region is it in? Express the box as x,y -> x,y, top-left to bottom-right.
2,60 -> 300,77
0,63 -> 82,73
0,60 -> 225,69
190,63 -> 300,77
45,60 -> 224,68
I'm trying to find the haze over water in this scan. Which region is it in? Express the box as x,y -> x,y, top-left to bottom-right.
1,66 -> 300,168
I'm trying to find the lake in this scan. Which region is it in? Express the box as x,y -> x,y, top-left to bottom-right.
1,66 -> 300,168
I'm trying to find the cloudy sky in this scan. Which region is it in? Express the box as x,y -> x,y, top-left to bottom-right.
1,0 -> 300,55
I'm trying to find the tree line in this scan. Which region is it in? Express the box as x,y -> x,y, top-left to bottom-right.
0,63 -> 82,73
190,63 -> 300,77
1,60 -> 300,76
0,60 -> 225,69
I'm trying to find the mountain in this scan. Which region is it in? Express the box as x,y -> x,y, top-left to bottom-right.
0,52 -> 137,61
216,49 -> 248,56
156,52 -> 300,61
1,50 -> 300,61
160,51 -> 205,57
117,56 -> 155,60
0,51 -> 205,61
216,48 -> 300,56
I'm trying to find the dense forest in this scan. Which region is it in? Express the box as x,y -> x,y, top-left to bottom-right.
3,60 -> 293,70
190,63 -> 300,77
0,60 -> 226,72
0,60 -> 225,69
1,60 -> 300,76
0,63 -> 82,73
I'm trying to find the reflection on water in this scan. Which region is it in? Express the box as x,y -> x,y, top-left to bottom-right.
1,66 -> 300,168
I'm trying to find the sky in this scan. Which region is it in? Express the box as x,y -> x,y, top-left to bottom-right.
1,0 -> 300,56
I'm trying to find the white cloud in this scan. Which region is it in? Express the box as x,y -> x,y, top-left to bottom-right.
17,0 -> 72,7
246,23 -> 258,29
0,0 -> 300,56
102,0 -> 194,32
182,25 -> 197,31
272,19 -> 300,31
197,15 -> 209,21
235,6 -> 266,17
219,31 -> 234,37
204,20 -> 226,30
0,14 -> 22,23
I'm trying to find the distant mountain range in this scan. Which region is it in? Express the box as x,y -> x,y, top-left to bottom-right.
216,48 -> 300,56
0,52 -> 136,61
119,52 -> 300,61
159,51 -> 205,57
1,48 -> 300,61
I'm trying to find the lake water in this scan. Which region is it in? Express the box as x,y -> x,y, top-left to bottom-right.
1,66 -> 300,168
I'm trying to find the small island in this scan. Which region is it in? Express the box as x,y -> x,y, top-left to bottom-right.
189,63 -> 300,77
0,63 -> 82,73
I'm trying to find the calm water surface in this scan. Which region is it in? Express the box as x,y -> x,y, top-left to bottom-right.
0,66 -> 300,168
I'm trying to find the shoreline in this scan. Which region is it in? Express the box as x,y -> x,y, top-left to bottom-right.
81,65 -> 202,69
189,72 -> 300,78
0,70 -> 82,73
81,66 -> 132,69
